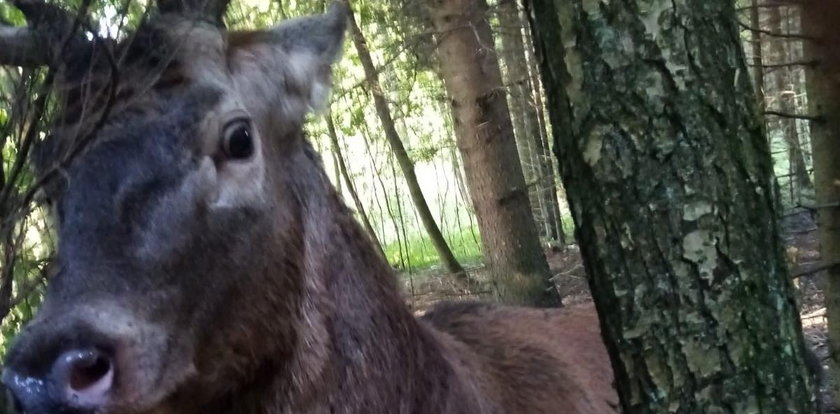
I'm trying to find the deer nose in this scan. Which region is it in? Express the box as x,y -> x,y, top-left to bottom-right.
3,347 -> 114,414
53,348 -> 114,407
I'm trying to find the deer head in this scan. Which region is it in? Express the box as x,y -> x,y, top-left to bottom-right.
0,1 -> 349,413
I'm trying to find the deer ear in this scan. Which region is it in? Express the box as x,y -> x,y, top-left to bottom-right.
228,2 -> 348,113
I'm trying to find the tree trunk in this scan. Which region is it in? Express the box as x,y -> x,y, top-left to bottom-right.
520,7 -> 566,244
768,6 -> 812,194
331,143 -> 343,196
345,4 -> 468,282
520,14 -> 568,245
497,0 -> 563,244
748,0 -> 789,213
528,0 -> 818,411
325,113 -> 387,261
426,0 -> 560,307
802,1 -> 840,404
749,0 -> 766,110
496,0 -> 545,239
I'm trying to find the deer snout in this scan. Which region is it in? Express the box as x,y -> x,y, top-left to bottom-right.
2,303 -> 194,414
1,305 -> 130,414
3,343 -> 115,414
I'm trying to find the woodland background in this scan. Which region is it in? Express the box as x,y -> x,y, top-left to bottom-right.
0,0 -> 835,411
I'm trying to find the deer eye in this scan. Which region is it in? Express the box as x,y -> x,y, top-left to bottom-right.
221,119 -> 254,161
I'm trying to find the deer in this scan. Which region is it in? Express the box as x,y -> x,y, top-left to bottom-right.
0,1 -> 618,413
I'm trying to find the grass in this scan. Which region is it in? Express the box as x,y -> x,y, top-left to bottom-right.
383,225 -> 484,272
381,212 -> 577,274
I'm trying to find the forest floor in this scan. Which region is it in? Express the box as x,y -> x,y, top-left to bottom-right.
783,208 -> 836,411
399,208 -> 836,411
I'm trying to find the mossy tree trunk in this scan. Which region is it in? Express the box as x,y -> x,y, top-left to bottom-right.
426,0 -> 560,307
527,0 -> 818,411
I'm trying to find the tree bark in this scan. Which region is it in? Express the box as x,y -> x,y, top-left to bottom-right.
528,0 -> 818,411
325,113 -> 387,261
749,0 -> 766,111
802,1 -> 840,404
345,4 -> 468,281
426,0 -> 560,307
520,6 -> 566,244
497,0 -> 563,243
496,0 -> 544,240
330,142 -> 343,196
520,14 -> 567,245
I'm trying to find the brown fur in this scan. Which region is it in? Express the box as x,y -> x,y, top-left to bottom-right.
160,154 -> 619,413
424,303 -> 618,413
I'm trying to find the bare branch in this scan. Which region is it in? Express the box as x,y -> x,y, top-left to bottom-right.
0,70 -> 55,213
764,111 -> 824,122
747,59 -> 820,69
6,258 -> 53,310
737,21 -> 815,41
793,261 -> 840,279
799,201 -> 840,211
736,2 -> 802,12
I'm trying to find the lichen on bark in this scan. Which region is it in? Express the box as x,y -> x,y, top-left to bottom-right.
528,0 -> 818,411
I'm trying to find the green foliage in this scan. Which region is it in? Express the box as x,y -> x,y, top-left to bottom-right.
0,2 -> 26,25
0,139 -> 54,356
384,225 -> 483,272
1,285 -> 44,352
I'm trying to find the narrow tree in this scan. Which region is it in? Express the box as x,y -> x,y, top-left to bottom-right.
521,13 -> 568,245
497,0 -> 562,243
528,0 -> 818,410
426,0 -> 560,306
749,0 -> 766,109
331,144 -> 343,195
344,4 -> 468,282
497,0 -> 541,237
802,1 -> 840,402
325,112 -> 387,260
768,6 -> 811,193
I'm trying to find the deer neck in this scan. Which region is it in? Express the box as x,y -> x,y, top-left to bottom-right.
227,145 -> 466,413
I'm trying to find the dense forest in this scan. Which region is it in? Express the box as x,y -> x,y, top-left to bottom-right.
0,0 -> 836,412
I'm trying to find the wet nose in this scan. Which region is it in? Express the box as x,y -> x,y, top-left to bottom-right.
3,347 -> 114,414
53,348 -> 114,407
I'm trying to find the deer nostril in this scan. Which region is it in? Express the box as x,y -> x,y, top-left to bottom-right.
52,349 -> 113,408
69,353 -> 111,391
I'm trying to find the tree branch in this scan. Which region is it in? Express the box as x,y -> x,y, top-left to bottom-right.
738,21 -> 815,41
747,59 -> 820,69
736,2 -> 802,12
764,111 -> 824,122
793,261 -> 840,279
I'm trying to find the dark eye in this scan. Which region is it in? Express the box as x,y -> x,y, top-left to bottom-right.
221,119 -> 254,160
